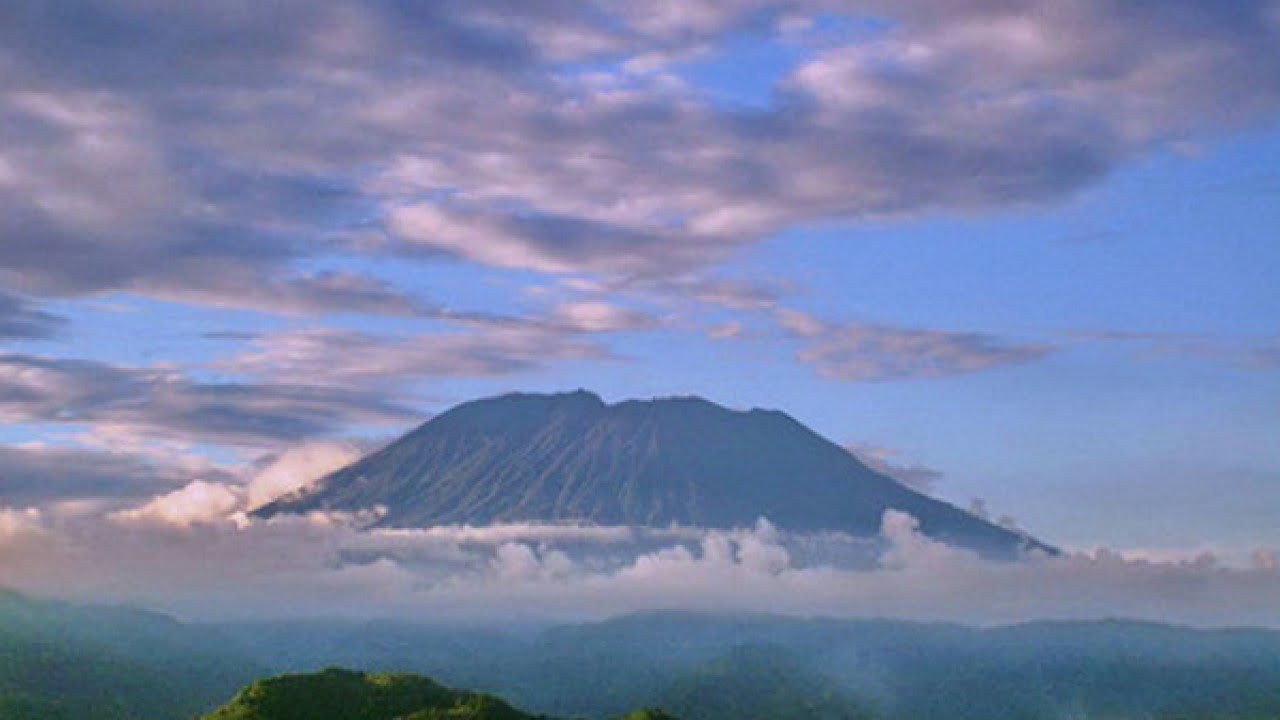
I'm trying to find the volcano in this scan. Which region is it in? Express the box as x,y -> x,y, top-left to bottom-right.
256,390 -> 1050,558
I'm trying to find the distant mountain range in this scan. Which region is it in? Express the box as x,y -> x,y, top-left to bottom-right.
257,390 -> 1048,558
5,589 -> 1280,720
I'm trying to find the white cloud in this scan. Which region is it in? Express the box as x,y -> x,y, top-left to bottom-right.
243,441 -> 364,510
708,321 -> 745,340
1255,548 -> 1280,571
2,0 -> 1278,312
2,497 -> 1276,627
551,300 -> 657,333
843,441 -> 943,495
777,309 -> 1053,381
111,480 -> 245,528
106,440 -> 365,527
0,506 -> 44,542
224,325 -> 608,388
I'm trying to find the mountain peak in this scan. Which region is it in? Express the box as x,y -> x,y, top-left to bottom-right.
257,390 -> 1050,558
512,388 -> 604,404
463,388 -> 606,411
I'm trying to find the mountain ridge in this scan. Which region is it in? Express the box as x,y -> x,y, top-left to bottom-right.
256,390 -> 1050,558
5,589 -> 1280,720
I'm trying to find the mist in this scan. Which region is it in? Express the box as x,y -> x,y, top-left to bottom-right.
2,494 -> 1276,627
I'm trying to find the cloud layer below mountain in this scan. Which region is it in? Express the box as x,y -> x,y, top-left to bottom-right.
1,490 -> 1275,627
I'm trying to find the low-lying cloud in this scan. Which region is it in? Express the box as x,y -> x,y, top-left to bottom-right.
2,493 -> 1275,628
107,440 -> 365,527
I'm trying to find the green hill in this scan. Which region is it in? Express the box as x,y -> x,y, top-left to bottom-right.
655,645 -> 875,720
0,589 -> 261,720
202,668 -> 676,720
5,592 -> 1280,720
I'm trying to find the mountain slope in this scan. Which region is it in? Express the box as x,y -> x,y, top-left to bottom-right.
257,390 -> 1045,557
655,644 -> 875,720
0,589 -> 261,720
528,611 -> 1280,720
201,668 -> 668,720
207,611 -> 1280,720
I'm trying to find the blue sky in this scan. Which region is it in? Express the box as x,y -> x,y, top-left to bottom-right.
1,0 -> 1278,558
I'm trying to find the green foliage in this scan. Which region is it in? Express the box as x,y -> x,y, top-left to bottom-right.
213,611 -> 1280,720
5,594 -> 1280,720
201,668 -> 676,720
611,711 -> 680,720
655,645 -> 875,720
0,589 -> 261,720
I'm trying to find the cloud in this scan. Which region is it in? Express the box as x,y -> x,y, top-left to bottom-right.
105,439 -> 366,527
1067,329 -> 1280,370
1,0 -> 1277,312
2,503 -> 1277,627
634,275 -> 787,311
1255,548 -> 1280,571
777,308 -> 1053,381
0,506 -> 45,543
111,480 -> 246,528
224,324 -> 610,388
0,435 -> 363,511
843,442 -> 943,495
386,203 -> 731,277
708,321 -> 747,341
0,353 -> 417,447
142,270 -> 439,317
0,83 -> 427,316
241,441 -> 365,511
1168,336 -> 1280,370
1239,338 -> 1280,368
550,300 -> 658,332
368,0 -> 1280,279
0,443 -> 219,507
0,292 -> 65,341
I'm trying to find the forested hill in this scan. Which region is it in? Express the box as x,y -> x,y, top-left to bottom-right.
4,590 -> 1280,720
201,668 -> 676,720
0,589 -> 260,720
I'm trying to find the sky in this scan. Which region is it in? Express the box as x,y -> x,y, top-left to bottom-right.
1,1 -> 1279,619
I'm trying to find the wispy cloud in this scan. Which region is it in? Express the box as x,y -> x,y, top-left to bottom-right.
0,443 -> 220,507
223,323 -> 612,388
1065,328 -> 1280,370
0,353 -> 417,448
843,441 -> 943,495
777,309 -> 1053,381
0,292 -> 65,341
